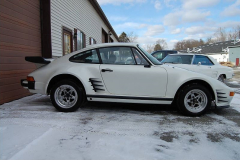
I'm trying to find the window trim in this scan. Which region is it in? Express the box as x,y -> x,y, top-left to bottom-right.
74,28 -> 86,51
89,37 -> 97,45
62,26 -> 73,56
69,49 -> 100,64
98,46 -> 136,65
131,47 -> 149,65
192,55 -> 214,65
102,28 -> 108,43
96,46 -> 150,65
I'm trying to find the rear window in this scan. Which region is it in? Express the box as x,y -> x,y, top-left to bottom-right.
69,49 -> 99,63
161,55 -> 193,64
193,55 -> 214,65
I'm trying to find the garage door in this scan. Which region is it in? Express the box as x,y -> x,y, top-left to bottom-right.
0,0 -> 41,104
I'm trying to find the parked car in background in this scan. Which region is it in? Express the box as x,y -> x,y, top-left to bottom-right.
21,43 -> 234,116
151,50 -> 177,61
161,54 -> 234,82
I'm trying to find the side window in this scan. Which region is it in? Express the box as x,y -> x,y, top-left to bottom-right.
132,48 -> 148,65
99,47 -> 136,65
69,49 -> 99,63
153,52 -> 163,59
193,55 -> 213,65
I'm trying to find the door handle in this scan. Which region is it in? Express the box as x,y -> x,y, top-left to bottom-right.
101,69 -> 113,72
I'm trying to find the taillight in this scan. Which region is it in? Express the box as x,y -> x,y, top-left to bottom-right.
27,76 -> 35,82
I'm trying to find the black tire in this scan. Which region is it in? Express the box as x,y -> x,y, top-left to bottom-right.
177,83 -> 212,116
218,75 -> 225,83
50,79 -> 84,112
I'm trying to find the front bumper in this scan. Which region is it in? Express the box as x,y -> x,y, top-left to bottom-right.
21,79 -> 35,90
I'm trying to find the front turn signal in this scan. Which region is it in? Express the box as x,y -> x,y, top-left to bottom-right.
229,92 -> 235,96
27,76 -> 35,82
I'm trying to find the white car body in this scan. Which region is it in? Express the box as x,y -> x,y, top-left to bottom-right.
161,53 -> 234,80
21,43 -> 235,116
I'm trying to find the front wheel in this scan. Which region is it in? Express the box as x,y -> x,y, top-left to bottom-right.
177,84 -> 212,116
50,80 -> 84,112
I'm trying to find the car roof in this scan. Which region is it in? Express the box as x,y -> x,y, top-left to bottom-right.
73,43 -> 139,53
170,53 -> 208,56
151,50 -> 177,54
58,43 -> 141,61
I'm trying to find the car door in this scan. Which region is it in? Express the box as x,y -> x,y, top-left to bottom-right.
99,47 -> 167,97
191,55 -> 217,78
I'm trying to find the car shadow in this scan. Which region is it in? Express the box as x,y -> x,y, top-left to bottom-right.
84,101 -> 180,115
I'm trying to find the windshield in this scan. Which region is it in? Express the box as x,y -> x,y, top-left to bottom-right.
161,55 -> 193,64
137,45 -> 162,65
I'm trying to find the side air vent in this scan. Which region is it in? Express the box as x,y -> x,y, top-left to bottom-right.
89,78 -> 105,92
216,90 -> 228,103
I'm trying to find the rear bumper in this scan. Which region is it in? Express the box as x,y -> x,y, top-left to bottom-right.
21,79 -> 35,90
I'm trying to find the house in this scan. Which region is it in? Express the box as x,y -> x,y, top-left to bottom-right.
180,40 -> 240,64
0,0 -> 119,104
228,45 -> 240,66
198,40 -> 240,63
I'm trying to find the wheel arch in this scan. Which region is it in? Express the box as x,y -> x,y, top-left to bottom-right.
173,79 -> 215,103
47,74 -> 86,95
219,74 -> 226,79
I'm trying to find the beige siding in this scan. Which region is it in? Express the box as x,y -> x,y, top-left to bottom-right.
51,0 -> 118,57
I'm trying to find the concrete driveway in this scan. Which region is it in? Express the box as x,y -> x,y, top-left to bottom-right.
0,93 -> 240,160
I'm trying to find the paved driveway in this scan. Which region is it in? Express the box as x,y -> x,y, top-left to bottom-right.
0,94 -> 240,160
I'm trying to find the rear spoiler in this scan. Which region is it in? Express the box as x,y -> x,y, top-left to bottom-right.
25,56 -> 54,64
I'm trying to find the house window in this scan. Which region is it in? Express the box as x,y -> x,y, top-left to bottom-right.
102,29 -> 108,43
62,27 -> 73,55
89,37 -> 96,45
74,29 -> 85,51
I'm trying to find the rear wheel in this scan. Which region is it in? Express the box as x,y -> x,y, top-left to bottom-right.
177,83 -> 212,116
50,79 -> 84,112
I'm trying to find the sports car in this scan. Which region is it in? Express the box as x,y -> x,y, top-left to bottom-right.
21,43 -> 235,116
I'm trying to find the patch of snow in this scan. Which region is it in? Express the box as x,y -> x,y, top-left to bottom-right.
231,93 -> 240,112
0,94 -> 240,160
228,81 -> 239,84
208,113 -> 237,126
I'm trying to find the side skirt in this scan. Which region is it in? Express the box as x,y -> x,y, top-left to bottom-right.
86,95 -> 173,104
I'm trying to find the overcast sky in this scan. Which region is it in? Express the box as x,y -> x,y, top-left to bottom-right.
97,0 -> 240,49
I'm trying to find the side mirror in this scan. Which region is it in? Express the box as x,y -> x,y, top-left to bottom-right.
198,62 -> 201,66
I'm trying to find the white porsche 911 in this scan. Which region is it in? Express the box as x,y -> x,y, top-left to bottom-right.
21,43 -> 235,116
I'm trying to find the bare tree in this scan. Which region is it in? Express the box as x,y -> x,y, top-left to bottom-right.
146,44 -> 154,53
173,39 -> 202,50
214,27 -> 227,42
205,37 -> 214,44
154,39 -> 168,51
228,25 -> 240,40
127,31 -> 138,42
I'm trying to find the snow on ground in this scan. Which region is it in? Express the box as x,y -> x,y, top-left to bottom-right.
0,94 -> 240,160
231,93 -> 240,112
228,81 -> 239,84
